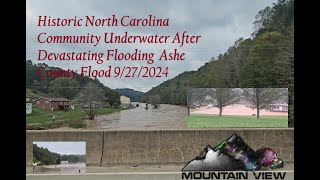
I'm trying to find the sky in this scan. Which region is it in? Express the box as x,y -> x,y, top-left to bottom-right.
26,0 -> 278,92
33,141 -> 86,155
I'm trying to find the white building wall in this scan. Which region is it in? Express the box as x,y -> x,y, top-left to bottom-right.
26,103 -> 32,114
120,96 -> 130,104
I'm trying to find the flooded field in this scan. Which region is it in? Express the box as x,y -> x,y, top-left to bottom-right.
192,104 -> 288,116
85,103 -> 188,129
33,163 -> 85,174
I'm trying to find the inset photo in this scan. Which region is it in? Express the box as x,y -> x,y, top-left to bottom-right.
187,88 -> 288,128
32,141 -> 86,174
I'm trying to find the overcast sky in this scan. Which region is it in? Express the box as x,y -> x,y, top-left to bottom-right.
34,141 -> 86,155
26,0 -> 277,92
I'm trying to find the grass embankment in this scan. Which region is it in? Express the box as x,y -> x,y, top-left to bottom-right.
26,106 -> 120,130
187,114 -> 288,128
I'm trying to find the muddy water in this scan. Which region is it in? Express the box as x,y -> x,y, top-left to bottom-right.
33,163 -> 85,174
85,103 -> 188,129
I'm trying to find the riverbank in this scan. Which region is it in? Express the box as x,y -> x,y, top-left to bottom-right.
32,163 -> 85,174
26,106 -> 120,130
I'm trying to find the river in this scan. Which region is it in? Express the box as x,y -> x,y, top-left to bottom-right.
33,163 -> 85,174
85,103 -> 188,129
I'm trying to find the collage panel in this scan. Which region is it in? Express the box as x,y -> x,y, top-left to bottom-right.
26,0 -> 294,179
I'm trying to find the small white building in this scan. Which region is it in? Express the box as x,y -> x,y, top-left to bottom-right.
60,161 -> 69,164
269,103 -> 288,112
26,96 -> 32,115
120,95 -> 131,106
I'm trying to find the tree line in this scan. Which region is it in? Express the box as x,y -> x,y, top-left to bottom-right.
33,144 -> 85,165
187,88 -> 287,118
140,94 -> 161,109
147,0 -> 294,127
26,61 -> 121,108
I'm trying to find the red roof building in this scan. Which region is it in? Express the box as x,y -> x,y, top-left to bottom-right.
34,97 -> 72,111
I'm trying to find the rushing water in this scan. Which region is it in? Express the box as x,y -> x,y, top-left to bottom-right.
85,103 -> 188,129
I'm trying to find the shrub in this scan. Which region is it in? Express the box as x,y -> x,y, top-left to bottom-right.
67,119 -> 86,128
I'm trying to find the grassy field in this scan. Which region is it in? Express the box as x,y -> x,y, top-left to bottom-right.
26,105 -> 120,129
187,114 -> 288,128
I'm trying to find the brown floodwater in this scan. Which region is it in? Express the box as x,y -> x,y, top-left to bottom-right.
33,163 -> 85,174
85,103 -> 188,129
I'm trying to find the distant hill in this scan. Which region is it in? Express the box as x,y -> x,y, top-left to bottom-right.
146,60 -> 225,105
26,60 -> 120,103
114,88 -> 145,102
26,60 -> 116,99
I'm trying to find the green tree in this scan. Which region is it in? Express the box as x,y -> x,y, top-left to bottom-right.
289,96 -> 294,127
212,88 -> 241,116
223,38 -> 252,87
187,88 -> 240,116
79,82 -> 107,120
242,88 -> 285,118
274,23 -> 294,127
253,0 -> 294,35
32,80 -> 41,91
56,158 -> 61,165
149,94 -> 161,108
140,95 -> 148,103
253,6 -> 273,36
187,88 -> 195,116
187,88 -> 212,116
105,89 -> 120,108
243,32 -> 285,87
49,77 -> 80,99
42,158 -> 50,165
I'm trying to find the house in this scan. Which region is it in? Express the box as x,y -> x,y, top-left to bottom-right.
269,103 -> 288,112
33,161 -> 42,166
26,96 -> 32,114
120,95 -> 131,106
34,97 -> 72,111
60,161 -> 69,165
